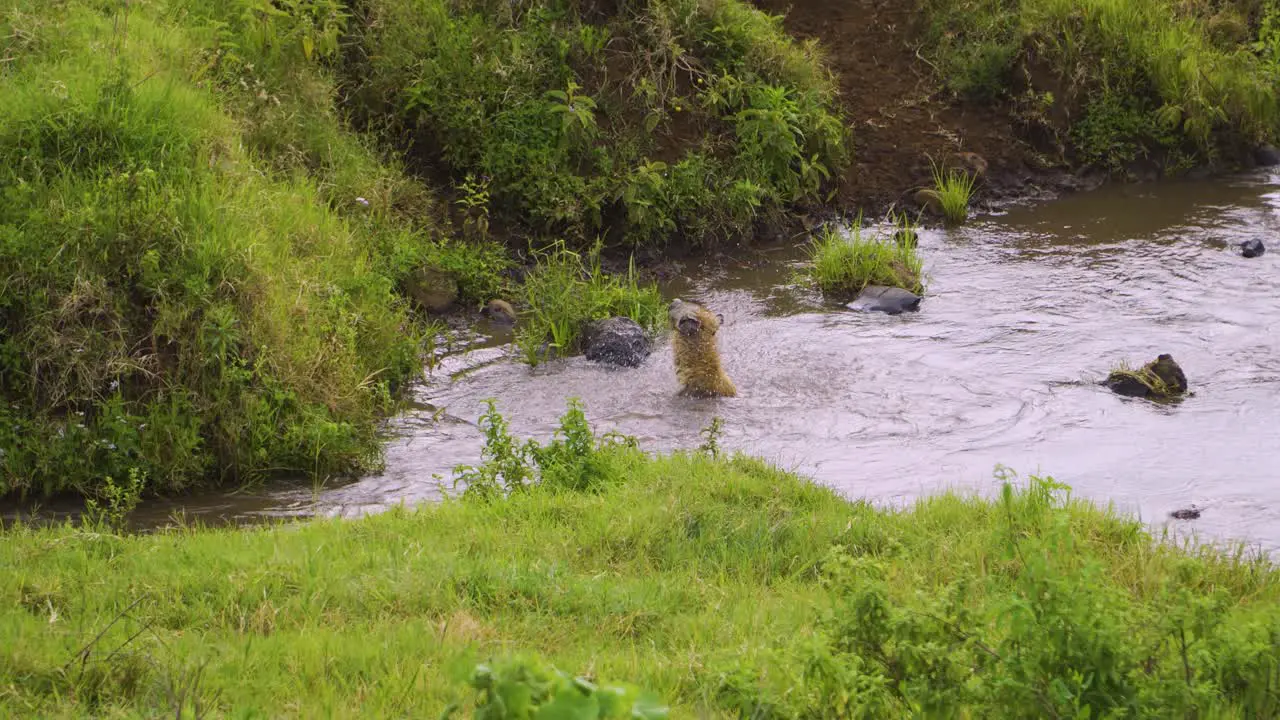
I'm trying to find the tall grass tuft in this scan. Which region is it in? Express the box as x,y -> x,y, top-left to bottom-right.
931,162 -> 977,225
516,244 -> 665,365
806,220 -> 924,297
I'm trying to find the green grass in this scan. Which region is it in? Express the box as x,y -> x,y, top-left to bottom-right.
0,0 -> 511,499
348,0 -> 848,247
4,404 -> 1280,717
919,0 -> 1280,173
931,163 -> 978,224
806,222 -> 925,297
515,245 -> 666,366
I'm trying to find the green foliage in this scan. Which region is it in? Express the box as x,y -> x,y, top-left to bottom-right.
352,0 -> 848,247
4,417 -> 1280,716
717,472 -> 1280,717
82,468 -> 146,531
931,163 -> 978,224
806,222 -> 925,297
0,1 -> 479,498
919,0 -> 1280,172
446,656 -> 668,719
453,399 -> 637,499
515,244 -> 664,365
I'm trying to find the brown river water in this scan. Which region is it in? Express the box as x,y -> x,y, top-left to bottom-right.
10,171 -> 1280,551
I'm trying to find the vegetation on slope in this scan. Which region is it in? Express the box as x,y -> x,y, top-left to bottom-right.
0,0 -> 505,499
346,0 -> 849,246
920,0 -> 1280,175
0,0 -> 844,501
4,404 -> 1280,717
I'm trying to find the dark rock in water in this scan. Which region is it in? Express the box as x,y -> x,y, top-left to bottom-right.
1105,373 -> 1153,398
1256,145 -> 1280,167
1105,353 -> 1188,399
1241,238 -> 1266,258
848,285 -> 922,315
893,227 -> 918,248
1170,506 -> 1202,520
583,317 -> 651,367
1149,354 -> 1188,394
481,299 -> 517,325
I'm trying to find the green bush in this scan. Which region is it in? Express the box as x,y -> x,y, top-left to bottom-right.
349,0 -> 848,247
0,2 -> 460,498
919,0 -> 1280,172
447,655 -> 668,719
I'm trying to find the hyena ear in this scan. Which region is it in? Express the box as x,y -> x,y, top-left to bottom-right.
716,313 -> 724,323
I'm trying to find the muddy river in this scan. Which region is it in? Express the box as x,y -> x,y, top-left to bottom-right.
15,171 -> 1280,551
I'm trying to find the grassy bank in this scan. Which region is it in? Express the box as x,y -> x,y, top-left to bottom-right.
347,0 -> 848,246
920,0 -> 1280,174
0,0 -> 845,501
4,405 -> 1279,717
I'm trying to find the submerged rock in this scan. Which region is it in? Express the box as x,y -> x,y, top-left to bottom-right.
583,317 -> 651,367
1241,238 -> 1266,258
1105,353 -> 1188,399
847,285 -> 922,315
481,299 -> 517,324
1170,506 -> 1202,520
1256,145 -> 1280,167
405,267 -> 459,313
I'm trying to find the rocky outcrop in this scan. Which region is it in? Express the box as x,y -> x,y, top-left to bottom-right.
847,285 -> 922,315
583,317 -> 651,367
1105,354 -> 1188,399
1241,238 -> 1265,258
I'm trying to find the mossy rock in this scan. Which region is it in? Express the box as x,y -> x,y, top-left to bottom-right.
1105,354 -> 1188,400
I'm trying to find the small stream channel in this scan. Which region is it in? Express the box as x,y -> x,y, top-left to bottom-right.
13,170 -> 1280,552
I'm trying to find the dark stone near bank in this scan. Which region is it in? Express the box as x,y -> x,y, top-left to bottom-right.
1242,238 -> 1266,258
583,317 -> 651,367
1170,506 -> 1202,520
1256,145 -> 1280,167
848,285 -> 922,315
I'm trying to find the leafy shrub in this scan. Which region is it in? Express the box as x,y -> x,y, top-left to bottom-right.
350,0 -> 848,247
452,399 -> 638,499
919,0 -> 1280,172
445,655 -> 668,719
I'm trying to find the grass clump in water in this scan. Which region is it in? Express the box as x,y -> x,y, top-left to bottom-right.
806,221 -> 925,297
931,162 -> 978,224
3,405 -> 1280,716
919,0 -> 1280,174
515,245 -> 665,365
